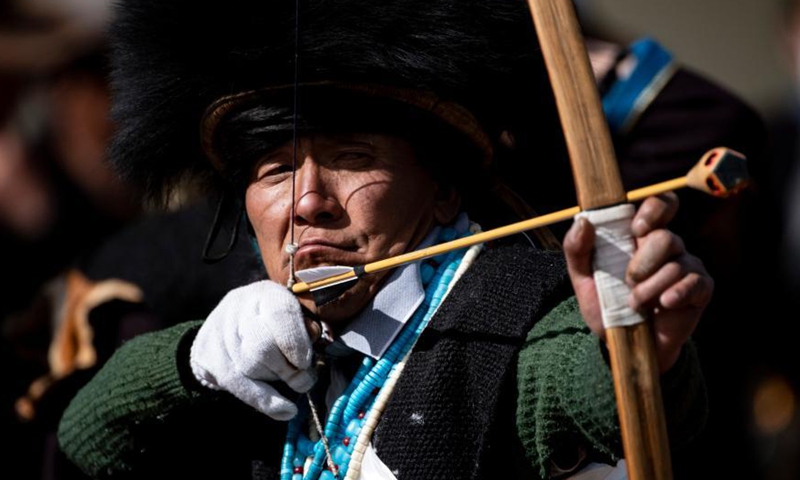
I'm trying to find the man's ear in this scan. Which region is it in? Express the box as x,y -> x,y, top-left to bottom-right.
433,185 -> 462,224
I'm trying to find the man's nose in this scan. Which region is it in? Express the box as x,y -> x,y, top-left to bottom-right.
293,163 -> 344,226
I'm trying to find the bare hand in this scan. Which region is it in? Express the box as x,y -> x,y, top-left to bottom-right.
563,193 -> 714,373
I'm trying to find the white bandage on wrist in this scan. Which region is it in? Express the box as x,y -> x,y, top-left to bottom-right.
576,204 -> 645,329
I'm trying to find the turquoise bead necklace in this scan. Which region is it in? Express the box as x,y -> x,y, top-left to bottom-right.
280,223 -> 474,480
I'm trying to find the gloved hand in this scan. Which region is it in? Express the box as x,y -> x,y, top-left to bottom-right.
190,280 -> 316,420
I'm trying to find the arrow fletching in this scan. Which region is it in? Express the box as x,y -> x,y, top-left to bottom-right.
295,266 -> 360,306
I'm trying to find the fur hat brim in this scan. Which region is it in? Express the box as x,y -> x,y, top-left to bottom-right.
109,0 -> 558,204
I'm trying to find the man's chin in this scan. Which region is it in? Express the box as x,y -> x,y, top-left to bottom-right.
298,276 -> 379,328
316,290 -> 369,325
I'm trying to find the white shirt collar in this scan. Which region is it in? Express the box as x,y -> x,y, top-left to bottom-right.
326,225 -> 441,359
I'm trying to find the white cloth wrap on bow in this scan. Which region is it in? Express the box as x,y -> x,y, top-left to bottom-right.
576,204 -> 646,329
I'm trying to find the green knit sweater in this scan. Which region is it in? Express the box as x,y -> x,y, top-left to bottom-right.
58,297 -> 706,479
517,297 -> 707,478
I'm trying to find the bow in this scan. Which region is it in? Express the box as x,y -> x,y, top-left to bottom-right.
526,1 -> 672,478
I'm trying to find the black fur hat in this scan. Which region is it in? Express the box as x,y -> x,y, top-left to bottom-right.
109,0 -> 561,204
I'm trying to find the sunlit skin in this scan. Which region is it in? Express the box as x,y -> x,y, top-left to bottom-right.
245,133 -> 460,325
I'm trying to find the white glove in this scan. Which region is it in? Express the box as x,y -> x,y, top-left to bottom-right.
190,280 -> 316,420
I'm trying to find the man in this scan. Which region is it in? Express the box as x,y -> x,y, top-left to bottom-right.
57,0 -> 712,478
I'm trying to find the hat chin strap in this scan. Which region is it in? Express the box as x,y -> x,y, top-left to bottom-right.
201,190 -> 243,264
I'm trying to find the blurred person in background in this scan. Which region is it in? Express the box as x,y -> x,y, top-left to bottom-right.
1,2 -> 269,479
774,0 -> 800,309
0,0 -> 140,315
0,1 -> 141,478
746,1 -> 800,479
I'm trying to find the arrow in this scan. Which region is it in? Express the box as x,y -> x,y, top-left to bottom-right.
291,147 -> 747,300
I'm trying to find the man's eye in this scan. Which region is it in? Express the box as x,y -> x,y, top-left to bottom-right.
335,151 -> 373,163
259,163 -> 293,179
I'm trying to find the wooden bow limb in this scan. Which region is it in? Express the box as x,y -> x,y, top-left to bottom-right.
526,0 -> 674,478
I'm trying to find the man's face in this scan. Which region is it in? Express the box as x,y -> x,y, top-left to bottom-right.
245,133 -> 459,323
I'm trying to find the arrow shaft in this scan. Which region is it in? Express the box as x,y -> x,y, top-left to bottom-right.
291,175 -> 692,295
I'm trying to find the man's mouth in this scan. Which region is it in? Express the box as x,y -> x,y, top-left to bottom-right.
293,239 -> 360,267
